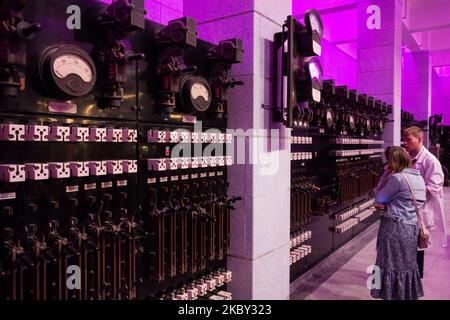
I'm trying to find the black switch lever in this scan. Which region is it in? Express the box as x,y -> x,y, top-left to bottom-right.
64,245 -> 80,257
227,79 -> 244,88
134,226 -> 149,237
26,203 -> 38,216
161,206 -> 175,215
49,200 -> 59,211
17,22 -> 42,40
3,206 -> 13,216
86,196 -> 97,207
103,193 -> 113,203
69,197 -> 79,207
43,248 -> 57,264
86,241 -> 99,251
118,192 -> 128,201
178,65 -> 197,75
18,254 -> 35,268
3,227 -> 14,240
120,230 -> 132,240
127,53 -> 146,62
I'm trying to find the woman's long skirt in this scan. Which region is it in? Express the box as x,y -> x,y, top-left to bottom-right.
370,216 -> 424,300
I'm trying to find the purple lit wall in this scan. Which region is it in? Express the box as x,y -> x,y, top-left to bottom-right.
293,1 -> 358,89
401,51 -> 431,122
432,69 -> 450,125
99,0 -> 183,24
320,38 -> 357,88
431,51 -> 450,125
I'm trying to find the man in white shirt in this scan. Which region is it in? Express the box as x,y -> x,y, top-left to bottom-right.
404,126 -> 447,243
403,126 -> 448,276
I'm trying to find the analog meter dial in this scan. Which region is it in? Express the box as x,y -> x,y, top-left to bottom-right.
180,75 -> 212,113
38,44 -> 96,99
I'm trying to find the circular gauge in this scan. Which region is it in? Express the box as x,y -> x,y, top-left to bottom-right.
348,115 -> 355,130
38,44 -> 96,100
305,9 -> 324,38
325,109 -> 333,128
53,54 -> 93,82
180,75 -> 212,113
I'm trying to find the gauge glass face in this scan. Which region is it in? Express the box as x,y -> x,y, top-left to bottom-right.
309,61 -> 321,81
309,14 -> 323,36
190,82 -> 210,102
53,54 -> 93,82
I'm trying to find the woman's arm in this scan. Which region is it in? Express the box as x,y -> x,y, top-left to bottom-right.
374,164 -> 393,193
375,175 -> 400,204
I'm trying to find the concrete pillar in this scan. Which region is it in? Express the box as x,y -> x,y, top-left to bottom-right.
184,0 -> 292,299
402,51 -> 432,146
357,0 -> 402,146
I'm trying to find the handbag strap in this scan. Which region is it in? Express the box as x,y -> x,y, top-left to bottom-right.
399,172 -> 426,230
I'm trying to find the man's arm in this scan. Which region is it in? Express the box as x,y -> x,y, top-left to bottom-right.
423,157 -> 444,198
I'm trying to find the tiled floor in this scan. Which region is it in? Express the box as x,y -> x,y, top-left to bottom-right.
291,188 -> 450,300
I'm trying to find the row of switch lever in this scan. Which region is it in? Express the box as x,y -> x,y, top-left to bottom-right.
290,245 -> 312,265
330,148 -> 384,157
334,199 -> 375,222
1,155 -> 234,182
291,152 -> 313,161
0,124 -> 137,142
354,208 -> 376,222
148,156 -> 233,171
332,137 -> 385,145
0,199 -> 146,300
148,129 -> 233,144
290,230 -> 312,248
290,136 -> 312,144
334,208 -> 376,234
0,160 -> 137,182
156,269 -> 232,300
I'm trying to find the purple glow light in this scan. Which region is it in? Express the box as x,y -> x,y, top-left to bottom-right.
432,68 -> 450,125
318,37 -> 357,88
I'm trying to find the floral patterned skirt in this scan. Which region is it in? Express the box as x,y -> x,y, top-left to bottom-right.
370,216 -> 424,300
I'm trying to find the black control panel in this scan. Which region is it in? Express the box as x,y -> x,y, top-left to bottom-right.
0,0 -> 242,300
288,79 -> 391,280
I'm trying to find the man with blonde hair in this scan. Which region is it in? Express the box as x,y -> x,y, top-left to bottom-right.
403,126 -> 447,276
